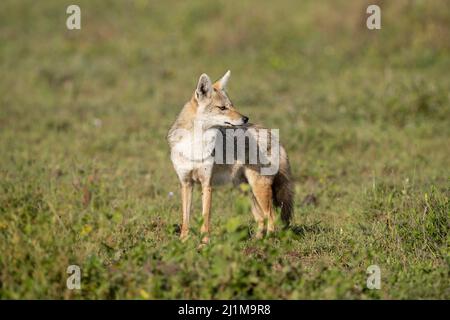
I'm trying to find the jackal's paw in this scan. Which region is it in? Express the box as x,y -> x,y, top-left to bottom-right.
201,235 -> 210,245
180,232 -> 190,242
254,231 -> 265,240
197,238 -> 210,250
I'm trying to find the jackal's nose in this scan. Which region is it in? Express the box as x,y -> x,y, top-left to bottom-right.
242,116 -> 249,124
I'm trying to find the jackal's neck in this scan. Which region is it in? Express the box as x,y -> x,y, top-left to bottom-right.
174,97 -> 198,131
167,97 -> 198,146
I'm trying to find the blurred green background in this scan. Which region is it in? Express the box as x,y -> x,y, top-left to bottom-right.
0,0 -> 449,299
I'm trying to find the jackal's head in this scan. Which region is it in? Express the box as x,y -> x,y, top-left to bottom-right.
193,71 -> 248,129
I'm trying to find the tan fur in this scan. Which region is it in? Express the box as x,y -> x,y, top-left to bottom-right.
167,72 -> 294,243
180,182 -> 193,240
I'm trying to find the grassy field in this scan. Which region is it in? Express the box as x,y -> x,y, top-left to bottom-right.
0,0 -> 449,299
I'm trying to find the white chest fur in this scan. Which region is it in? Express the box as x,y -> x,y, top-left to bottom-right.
170,128 -> 218,182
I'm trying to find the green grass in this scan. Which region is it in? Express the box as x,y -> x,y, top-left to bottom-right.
0,0 -> 449,299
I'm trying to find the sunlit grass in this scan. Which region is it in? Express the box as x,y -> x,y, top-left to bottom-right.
0,0 -> 448,299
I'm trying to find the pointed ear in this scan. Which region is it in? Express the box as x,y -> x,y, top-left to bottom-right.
215,70 -> 231,90
195,73 -> 212,101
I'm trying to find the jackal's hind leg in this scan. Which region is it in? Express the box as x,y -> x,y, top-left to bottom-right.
251,181 -> 275,234
250,194 -> 265,239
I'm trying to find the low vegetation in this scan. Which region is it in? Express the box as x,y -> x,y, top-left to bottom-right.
0,0 -> 448,299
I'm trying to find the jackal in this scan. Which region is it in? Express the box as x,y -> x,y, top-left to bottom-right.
167,71 -> 293,244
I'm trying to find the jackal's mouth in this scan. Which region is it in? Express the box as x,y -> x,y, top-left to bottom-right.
224,121 -> 235,126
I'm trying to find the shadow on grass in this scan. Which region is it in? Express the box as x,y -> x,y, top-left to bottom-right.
170,221 -> 328,241
288,221 -> 328,237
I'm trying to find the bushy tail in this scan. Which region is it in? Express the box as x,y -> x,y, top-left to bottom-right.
272,154 -> 294,227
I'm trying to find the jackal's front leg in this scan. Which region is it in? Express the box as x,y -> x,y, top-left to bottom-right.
180,182 -> 193,241
200,183 -> 212,244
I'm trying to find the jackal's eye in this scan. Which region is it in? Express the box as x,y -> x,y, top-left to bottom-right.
217,106 -> 227,111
